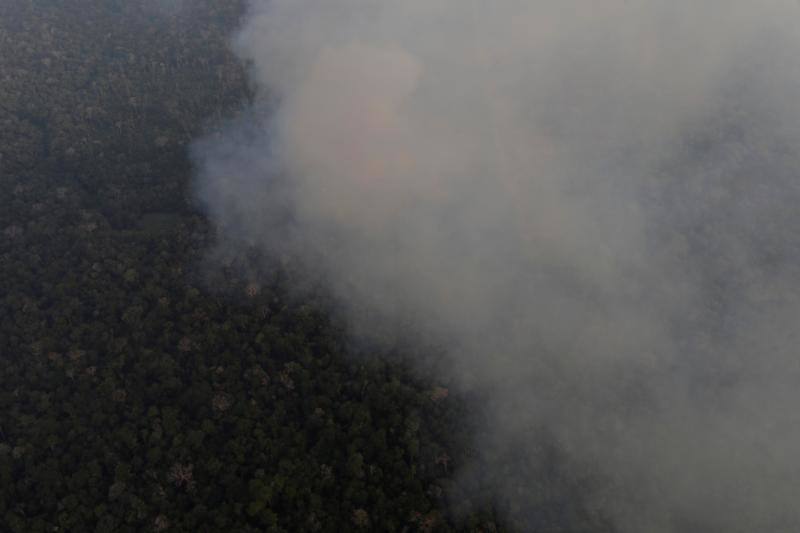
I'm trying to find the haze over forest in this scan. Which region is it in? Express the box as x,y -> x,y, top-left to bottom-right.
4,1 -> 800,532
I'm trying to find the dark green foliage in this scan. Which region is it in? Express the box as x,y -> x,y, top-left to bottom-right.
0,1 -> 509,531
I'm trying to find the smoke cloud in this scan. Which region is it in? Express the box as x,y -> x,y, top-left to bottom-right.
193,1 -> 800,530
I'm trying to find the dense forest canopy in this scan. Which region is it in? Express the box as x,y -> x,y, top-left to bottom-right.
0,1 -> 603,531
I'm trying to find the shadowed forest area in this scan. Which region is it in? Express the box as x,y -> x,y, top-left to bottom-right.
0,1 -> 607,531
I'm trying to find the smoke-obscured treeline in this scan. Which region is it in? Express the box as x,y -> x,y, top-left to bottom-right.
0,1 -> 599,531
195,1 -> 800,532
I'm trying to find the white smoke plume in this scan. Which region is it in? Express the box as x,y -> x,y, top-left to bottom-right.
193,1 -> 800,530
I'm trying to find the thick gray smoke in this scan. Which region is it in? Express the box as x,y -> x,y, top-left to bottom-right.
194,1 -> 800,530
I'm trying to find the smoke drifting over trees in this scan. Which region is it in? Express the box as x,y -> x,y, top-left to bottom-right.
195,1 -> 800,530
